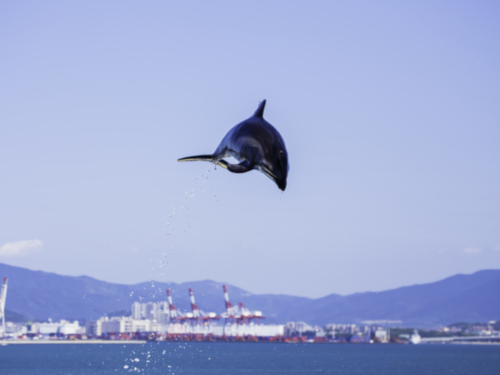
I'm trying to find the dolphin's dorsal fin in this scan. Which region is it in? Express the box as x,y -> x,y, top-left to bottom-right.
253,99 -> 266,119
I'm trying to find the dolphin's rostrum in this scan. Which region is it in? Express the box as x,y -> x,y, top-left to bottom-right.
178,100 -> 289,191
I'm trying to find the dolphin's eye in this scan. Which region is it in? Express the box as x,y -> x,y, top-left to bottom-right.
280,150 -> 285,156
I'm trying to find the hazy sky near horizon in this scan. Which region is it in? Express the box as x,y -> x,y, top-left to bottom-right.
1,1 -> 499,298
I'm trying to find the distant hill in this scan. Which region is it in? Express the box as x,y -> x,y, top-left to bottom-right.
5,309 -> 28,323
0,263 -> 499,327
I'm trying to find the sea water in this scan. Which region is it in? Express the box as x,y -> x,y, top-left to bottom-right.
1,342 -> 499,375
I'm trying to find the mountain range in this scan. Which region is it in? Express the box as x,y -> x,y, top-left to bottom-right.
1,262 -> 499,328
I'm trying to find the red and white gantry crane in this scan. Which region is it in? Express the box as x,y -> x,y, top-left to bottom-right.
220,285 -> 265,337
166,288 -> 186,324
187,288 -> 218,336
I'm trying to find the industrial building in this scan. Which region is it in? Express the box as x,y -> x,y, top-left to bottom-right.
24,320 -> 86,337
87,316 -> 162,337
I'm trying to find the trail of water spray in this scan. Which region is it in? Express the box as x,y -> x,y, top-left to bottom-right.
127,167 -> 217,371
147,167 -> 215,298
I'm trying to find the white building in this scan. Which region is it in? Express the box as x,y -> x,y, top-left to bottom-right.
284,321 -> 315,336
374,328 -> 388,343
36,320 -> 83,336
131,302 -> 142,320
97,316 -> 155,335
0,322 -> 27,338
131,301 -> 169,322
85,321 -> 100,337
144,302 -> 157,320
213,324 -> 285,337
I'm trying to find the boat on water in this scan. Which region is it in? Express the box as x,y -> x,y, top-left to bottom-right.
410,330 -> 421,345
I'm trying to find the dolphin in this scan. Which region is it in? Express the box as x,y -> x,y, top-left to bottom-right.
178,100 -> 289,191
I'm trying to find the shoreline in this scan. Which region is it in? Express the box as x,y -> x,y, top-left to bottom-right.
2,339 -> 500,346
1,340 -> 146,345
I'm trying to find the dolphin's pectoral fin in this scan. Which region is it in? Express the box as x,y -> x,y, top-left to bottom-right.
227,160 -> 253,173
177,154 -> 231,170
215,159 -> 229,170
178,154 -> 214,162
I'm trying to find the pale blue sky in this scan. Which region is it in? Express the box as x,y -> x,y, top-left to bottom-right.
1,1 -> 499,297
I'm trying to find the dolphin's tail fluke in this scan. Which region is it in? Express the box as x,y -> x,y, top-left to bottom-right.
177,155 -> 229,170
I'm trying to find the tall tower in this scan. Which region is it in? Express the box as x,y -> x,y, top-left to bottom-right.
0,278 -> 8,340
131,302 -> 142,320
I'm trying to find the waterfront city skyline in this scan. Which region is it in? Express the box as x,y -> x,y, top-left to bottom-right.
1,1 -> 499,298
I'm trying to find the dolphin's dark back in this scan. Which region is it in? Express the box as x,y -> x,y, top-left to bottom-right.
219,118 -> 285,162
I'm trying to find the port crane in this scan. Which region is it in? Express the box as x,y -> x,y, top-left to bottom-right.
220,285 -> 265,337
165,288 -> 189,337
220,285 -> 237,323
166,288 -> 187,324
187,288 -> 218,337
220,285 -> 264,323
0,278 -> 8,340
188,288 -> 218,322
236,302 -> 264,325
